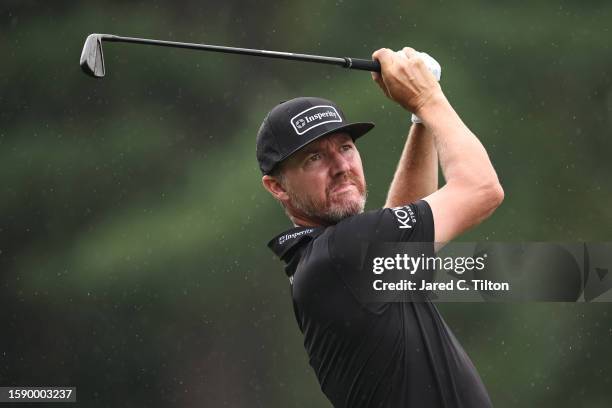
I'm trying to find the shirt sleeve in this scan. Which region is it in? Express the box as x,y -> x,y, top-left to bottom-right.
327,200 -> 435,309
332,199 -> 434,244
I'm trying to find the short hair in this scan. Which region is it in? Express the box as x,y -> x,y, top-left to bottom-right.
268,163 -> 292,217
268,163 -> 286,187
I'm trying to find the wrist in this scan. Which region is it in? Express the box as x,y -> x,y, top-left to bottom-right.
413,89 -> 448,119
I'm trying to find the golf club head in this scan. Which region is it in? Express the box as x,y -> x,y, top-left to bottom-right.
80,34 -> 105,78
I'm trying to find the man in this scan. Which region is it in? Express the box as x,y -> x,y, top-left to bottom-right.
256,47 -> 503,407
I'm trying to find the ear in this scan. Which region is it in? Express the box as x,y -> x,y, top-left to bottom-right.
262,175 -> 290,202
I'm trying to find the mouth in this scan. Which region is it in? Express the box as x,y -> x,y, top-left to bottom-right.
330,182 -> 357,194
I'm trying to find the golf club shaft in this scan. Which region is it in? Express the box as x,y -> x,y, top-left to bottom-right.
100,34 -> 381,72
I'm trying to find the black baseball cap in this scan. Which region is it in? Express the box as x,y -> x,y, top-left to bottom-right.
256,97 -> 375,174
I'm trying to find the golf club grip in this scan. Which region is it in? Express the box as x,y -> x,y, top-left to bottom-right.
346,58 -> 381,72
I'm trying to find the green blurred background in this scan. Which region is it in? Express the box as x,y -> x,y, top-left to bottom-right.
1,1 -> 611,406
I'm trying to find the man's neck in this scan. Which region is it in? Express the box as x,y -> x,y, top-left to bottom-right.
290,217 -> 322,228
289,212 -> 326,228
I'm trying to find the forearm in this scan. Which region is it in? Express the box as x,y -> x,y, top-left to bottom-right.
385,123 -> 438,208
371,46 -> 503,244
416,92 -> 500,189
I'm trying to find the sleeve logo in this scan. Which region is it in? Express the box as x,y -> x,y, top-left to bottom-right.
391,206 -> 416,229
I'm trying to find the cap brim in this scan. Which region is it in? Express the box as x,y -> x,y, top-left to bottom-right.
272,122 -> 375,172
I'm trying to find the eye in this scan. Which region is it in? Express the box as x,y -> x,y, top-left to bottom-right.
341,144 -> 353,151
308,153 -> 321,162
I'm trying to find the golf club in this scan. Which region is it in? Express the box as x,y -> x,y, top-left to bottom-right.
80,33 -> 382,78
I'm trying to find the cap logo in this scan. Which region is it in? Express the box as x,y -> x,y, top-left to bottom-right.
290,105 -> 342,135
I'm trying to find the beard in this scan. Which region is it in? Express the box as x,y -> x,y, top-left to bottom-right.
285,174 -> 367,225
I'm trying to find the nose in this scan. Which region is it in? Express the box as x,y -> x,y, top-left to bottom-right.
329,150 -> 351,177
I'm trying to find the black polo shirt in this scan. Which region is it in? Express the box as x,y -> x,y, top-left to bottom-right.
268,200 -> 492,408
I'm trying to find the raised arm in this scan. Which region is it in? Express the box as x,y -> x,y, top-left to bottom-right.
384,122 -> 438,208
372,47 -> 504,243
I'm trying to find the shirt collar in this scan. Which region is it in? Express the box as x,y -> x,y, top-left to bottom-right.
268,226 -> 325,278
267,226 -> 325,260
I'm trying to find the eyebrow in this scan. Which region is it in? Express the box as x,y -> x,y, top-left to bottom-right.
301,145 -> 321,155
298,135 -> 353,159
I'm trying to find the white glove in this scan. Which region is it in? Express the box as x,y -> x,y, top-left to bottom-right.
410,51 -> 441,124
